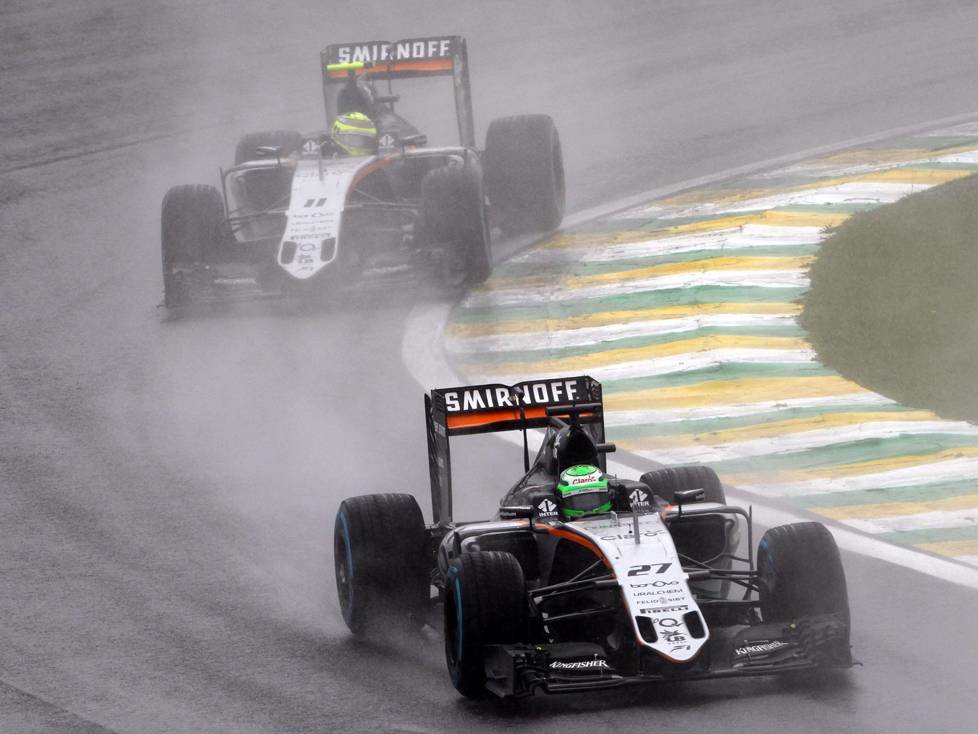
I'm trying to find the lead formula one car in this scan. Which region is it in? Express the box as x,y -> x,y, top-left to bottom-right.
333,376 -> 854,699
160,35 -> 565,307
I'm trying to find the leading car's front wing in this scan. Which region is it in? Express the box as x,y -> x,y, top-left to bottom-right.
482,613 -> 853,698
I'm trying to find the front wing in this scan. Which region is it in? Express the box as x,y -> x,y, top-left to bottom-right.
482,613 -> 853,698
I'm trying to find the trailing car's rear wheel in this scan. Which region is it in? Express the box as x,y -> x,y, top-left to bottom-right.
421,163 -> 491,286
233,129 -> 303,165
160,184 -> 226,307
758,522 -> 850,629
444,551 -> 527,698
483,114 -> 565,236
334,493 -> 429,636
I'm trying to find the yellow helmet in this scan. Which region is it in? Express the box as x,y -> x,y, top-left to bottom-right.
331,112 -> 378,157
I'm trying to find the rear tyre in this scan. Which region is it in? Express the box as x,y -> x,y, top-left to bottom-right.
639,465 -> 726,505
334,493 -> 428,636
160,184 -> 225,307
483,114 -> 565,235
234,129 -> 303,165
758,522 -> 850,629
444,551 -> 527,698
421,163 -> 491,286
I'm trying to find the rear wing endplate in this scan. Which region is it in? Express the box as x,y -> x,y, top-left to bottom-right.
425,376 -> 605,526
321,35 -> 475,148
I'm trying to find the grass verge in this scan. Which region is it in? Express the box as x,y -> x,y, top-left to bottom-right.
801,173 -> 978,422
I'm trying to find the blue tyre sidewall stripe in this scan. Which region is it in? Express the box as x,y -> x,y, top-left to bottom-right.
449,574 -> 464,683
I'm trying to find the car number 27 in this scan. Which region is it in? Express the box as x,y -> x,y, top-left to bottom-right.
627,563 -> 672,576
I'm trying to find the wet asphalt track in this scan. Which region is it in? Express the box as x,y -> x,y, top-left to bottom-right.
2,1 -> 978,731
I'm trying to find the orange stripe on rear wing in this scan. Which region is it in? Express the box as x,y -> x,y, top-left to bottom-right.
446,407 -> 599,432
326,58 -> 454,80
447,406 -> 545,431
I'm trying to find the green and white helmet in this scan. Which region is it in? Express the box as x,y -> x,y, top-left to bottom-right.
557,464 -> 611,519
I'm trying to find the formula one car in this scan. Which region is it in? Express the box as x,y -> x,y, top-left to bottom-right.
160,35 -> 565,306
333,376 -> 854,699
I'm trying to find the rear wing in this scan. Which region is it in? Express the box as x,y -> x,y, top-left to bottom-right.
320,35 -> 475,148
425,376 -> 606,526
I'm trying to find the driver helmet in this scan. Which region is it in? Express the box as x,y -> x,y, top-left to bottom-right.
557,464 -> 611,519
331,112 -> 378,156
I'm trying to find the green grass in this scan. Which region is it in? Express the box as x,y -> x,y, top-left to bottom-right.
801,173 -> 978,422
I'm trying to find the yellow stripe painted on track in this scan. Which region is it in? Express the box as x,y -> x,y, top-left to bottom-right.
848,167 -> 972,185
653,168 -> 970,211
647,410 -> 940,447
485,255 -> 813,291
729,447 -> 978,486
915,538 -> 978,557
653,209 -> 849,233
813,493 -> 978,521
541,231 -> 669,249
566,255 -> 814,288
811,148 -> 937,166
488,334 -> 812,373
720,468 -> 803,486
447,302 -> 802,338
807,445 -> 978,479
542,210 -> 850,249
813,143 -> 978,167
604,375 -> 868,411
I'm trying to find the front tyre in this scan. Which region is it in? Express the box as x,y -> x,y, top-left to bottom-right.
421,163 -> 491,286
758,522 -> 850,630
160,184 -> 225,307
444,551 -> 526,698
334,493 -> 428,636
483,114 -> 565,236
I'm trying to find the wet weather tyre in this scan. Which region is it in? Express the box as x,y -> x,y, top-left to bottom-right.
160,184 -> 225,307
639,465 -> 726,504
444,551 -> 527,698
758,522 -> 850,630
334,493 -> 428,637
234,129 -> 303,165
421,163 -> 491,285
483,114 -> 565,235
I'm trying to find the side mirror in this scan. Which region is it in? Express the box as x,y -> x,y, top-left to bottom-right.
596,442 -> 616,454
674,488 -> 706,505
498,505 -> 534,519
255,146 -> 282,157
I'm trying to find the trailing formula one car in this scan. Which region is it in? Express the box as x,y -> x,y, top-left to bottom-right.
160,35 -> 565,306
333,376 -> 854,699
